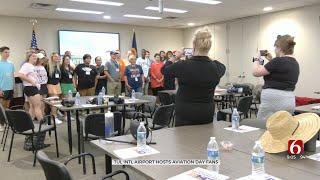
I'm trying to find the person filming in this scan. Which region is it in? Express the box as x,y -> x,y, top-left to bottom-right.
252,35 -> 299,123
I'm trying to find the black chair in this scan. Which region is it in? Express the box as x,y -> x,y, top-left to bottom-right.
250,84 -> 262,117
218,96 -> 253,121
133,104 -> 175,130
158,92 -> 174,105
126,95 -> 158,119
37,151 -> 127,180
5,110 -> 59,166
1,103 -> 25,150
84,112 -> 122,140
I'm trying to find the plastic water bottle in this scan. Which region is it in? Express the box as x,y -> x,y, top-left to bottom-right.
137,122 -> 147,154
207,137 -> 220,175
101,86 -> 106,95
232,108 -> 240,130
98,92 -> 103,105
251,141 -> 265,179
131,90 -> 136,99
75,92 -> 80,105
67,90 -> 73,100
104,111 -> 114,138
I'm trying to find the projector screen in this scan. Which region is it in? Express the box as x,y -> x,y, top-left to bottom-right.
58,30 -> 120,65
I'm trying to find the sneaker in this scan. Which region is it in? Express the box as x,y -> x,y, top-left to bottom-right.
55,118 -> 63,125
0,125 -> 4,132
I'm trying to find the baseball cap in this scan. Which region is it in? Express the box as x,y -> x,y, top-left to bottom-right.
36,53 -> 45,59
110,51 -> 119,55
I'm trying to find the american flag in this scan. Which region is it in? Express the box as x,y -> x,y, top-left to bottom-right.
31,29 -> 38,49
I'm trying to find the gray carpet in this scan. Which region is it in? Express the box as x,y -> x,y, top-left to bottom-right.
0,117 -> 147,180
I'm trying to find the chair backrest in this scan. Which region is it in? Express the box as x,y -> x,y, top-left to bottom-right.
85,112 -> 122,138
0,104 -> 8,124
237,96 -> 253,114
252,84 -> 263,102
5,110 -> 34,133
134,92 -> 143,99
37,151 -> 73,180
158,92 -> 174,105
141,95 -> 157,113
152,104 -> 175,127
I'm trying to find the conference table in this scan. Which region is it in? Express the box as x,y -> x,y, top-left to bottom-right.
295,103 -> 320,115
43,96 -> 151,156
91,121 -> 320,179
159,89 -> 244,109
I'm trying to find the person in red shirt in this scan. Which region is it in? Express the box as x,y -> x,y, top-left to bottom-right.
150,53 -> 164,95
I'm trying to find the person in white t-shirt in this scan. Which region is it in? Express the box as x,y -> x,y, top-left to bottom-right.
17,52 -> 43,122
136,49 -> 152,95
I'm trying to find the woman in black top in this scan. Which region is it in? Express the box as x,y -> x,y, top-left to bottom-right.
46,52 -> 63,124
95,56 -> 107,95
252,35 -> 299,122
162,28 -> 226,126
60,55 -> 75,96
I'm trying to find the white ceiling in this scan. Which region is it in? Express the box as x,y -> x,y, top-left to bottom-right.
0,0 -> 319,28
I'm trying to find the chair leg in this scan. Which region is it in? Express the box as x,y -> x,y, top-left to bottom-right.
7,132 -> 15,162
33,150 -> 37,167
54,128 -> 59,158
1,124 -> 7,144
2,125 -> 10,151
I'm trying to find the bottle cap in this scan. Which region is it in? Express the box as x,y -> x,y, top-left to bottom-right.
210,137 -> 215,140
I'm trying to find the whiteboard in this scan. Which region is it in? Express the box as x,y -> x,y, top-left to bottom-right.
58,30 -> 120,65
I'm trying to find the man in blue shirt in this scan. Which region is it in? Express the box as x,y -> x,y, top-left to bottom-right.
0,46 -> 15,131
125,55 -> 145,94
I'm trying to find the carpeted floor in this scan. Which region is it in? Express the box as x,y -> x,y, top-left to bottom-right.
0,117 -> 147,180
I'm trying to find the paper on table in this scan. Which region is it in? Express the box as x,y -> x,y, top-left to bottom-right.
311,106 -> 320,110
82,104 -> 98,108
236,174 -> 281,180
224,125 -> 259,133
307,153 -> 320,161
167,167 -> 229,180
113,146 -> 160,159
104,95 -> 124,98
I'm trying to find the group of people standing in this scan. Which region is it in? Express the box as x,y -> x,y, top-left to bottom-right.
0,46 -> 184,129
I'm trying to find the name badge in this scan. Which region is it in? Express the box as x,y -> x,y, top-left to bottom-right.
86,71 -> 90,75
69,74 -> 73,79
55,73 -> 60,78
135,77 -> 138,82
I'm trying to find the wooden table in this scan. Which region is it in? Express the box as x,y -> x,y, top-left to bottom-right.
295,103 -> 320,115
91,122 -> 320,179
44,96 -> 150,156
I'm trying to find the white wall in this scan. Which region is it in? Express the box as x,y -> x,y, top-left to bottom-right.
183,5 -> 320,97
0,15 -> 183,69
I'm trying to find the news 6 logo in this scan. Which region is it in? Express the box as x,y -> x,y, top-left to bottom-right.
288,140 -> 304,155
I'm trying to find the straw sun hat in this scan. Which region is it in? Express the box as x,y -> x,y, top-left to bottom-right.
260,111 -> 320,153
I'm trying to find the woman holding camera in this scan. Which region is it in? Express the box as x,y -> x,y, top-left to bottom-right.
252,35 -> 299,123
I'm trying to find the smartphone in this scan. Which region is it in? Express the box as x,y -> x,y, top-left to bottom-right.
260,50 -> 268,56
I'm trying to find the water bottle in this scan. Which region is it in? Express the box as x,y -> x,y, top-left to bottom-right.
207,137 -> 220,175
67,90 -> 73,100
131,90 -> 136,99
251,141 -> 265,179
98,92 -> 103,105
137,122 -> 147,154
101,86 -> 106,95
104,111 -> 114,138
75,92 -> 80,105
232,108 -> 240,130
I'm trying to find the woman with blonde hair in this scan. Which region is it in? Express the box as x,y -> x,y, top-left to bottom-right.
18,52 -> 43,121
162,27 -> 226,126
46,52 -> 62,124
